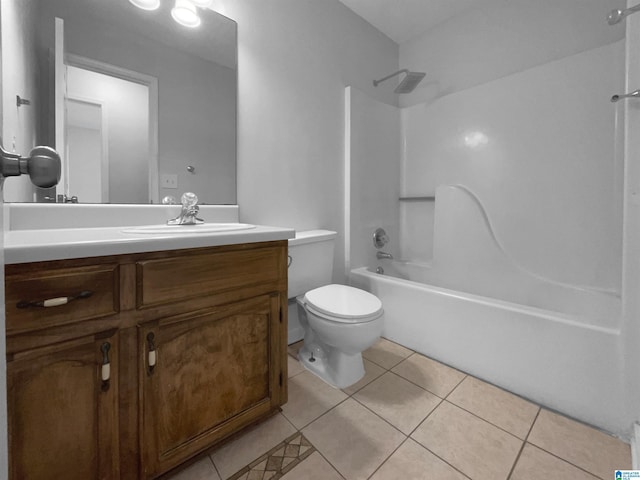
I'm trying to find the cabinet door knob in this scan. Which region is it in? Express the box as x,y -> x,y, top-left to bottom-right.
100,342 -> 111,392
147,332 -> 157,375
17,290 -> 93,309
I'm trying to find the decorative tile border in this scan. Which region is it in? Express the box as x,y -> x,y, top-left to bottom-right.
228,432 -> 316,480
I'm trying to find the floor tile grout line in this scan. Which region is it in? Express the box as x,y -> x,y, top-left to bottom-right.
329,396 -> 409,479
350,394 -> 411,437
443,397 -> 534,442
277,405 -> 350,480
409,434 -> 474,479
286,340 -> 621,480
365,436 -> 412,480
342,359 -> 478,444
357,368 -> 451,404
286,400 -> 353,480
347,392 -> 483,478
356,352 -> 542,441
280,410 -> 301,434
406,397 -> 445,438
402,396 -> 478,478
524,441 -> 608,480
206,452 -> 223,480
523,406 -> 542,439
361,354 -> 409,371
286,356 -> 601,480
451,372 -> 547,412
526,408 -> 612,480
287,394 -> 352,431
293,376 -> 409,480
386,366 -> 461,400
442,374 -> 469,401
506,409 -> 608,480
506,407 -> 541,480
407,398 -> 526,480
213,339 -> 621,480
340,366 -> 387,396
308,445 -> 349,480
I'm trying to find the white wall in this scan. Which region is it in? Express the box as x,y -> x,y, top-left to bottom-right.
223,0 -> 398,282
1,0 -> 38,202
346,87 -> 401,273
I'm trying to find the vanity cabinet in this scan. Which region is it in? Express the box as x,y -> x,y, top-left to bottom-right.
7,329 -> 120,480
4,241 -> 288,479
139,294 -> 282,477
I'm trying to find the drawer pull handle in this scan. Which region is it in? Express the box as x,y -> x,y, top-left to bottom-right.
100,342 -> 111,392
17,290 -> 93,309
147,332 -> 157,375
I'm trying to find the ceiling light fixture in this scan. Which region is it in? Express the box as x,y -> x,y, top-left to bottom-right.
171,0 -> 201,28
128,0 -> 161,11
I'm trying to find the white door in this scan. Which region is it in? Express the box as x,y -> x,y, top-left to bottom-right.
66,97 -> 108,203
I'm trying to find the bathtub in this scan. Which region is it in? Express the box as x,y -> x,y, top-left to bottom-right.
349,263 -> 626,434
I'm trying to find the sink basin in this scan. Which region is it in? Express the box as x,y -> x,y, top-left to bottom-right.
122,223 -> 256,234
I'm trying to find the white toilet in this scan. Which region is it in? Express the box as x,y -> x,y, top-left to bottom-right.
288,230 -> 384,388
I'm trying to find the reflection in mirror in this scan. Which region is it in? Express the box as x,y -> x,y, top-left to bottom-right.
1,0 -> 237,204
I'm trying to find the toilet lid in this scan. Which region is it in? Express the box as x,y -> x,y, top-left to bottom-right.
304,284 -> 383,322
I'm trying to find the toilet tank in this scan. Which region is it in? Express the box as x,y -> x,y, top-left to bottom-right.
288,230 -> 337,299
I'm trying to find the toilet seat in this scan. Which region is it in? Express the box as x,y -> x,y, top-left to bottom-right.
303,284 -> 383,323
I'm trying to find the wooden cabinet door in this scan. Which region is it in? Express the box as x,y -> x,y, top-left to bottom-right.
7,330 -> 120,480
140,294 -> 283,478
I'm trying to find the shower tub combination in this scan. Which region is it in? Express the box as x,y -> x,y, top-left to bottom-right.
349,185 -> 624,432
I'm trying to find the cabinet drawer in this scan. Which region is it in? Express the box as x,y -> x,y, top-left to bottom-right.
136,245 -> 284,309
6,264 -> 119,335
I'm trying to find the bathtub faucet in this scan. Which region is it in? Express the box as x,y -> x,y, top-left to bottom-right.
376,251 -> 393,260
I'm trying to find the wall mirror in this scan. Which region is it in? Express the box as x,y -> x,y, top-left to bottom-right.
1,0 -> 237,204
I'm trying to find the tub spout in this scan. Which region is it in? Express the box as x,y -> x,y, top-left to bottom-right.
376,251 -> 393,260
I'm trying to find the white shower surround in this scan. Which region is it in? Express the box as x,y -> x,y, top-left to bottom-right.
345,40 -> 632,435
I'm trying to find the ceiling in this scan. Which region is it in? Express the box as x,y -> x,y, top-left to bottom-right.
338,0 -> 485,44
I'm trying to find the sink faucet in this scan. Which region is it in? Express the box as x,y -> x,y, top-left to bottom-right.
376,251 -> 393,260
167,192 -> 204,225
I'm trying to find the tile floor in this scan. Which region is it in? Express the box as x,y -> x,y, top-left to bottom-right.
166,338 -> 632,480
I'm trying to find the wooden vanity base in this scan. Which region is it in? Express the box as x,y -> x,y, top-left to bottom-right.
5,241 -> 288,479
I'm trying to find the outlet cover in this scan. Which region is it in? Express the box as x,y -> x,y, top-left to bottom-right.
161,174 -> 178,189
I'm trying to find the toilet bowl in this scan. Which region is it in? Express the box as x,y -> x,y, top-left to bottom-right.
297,284 -> 384,388
288,230 -> 385,388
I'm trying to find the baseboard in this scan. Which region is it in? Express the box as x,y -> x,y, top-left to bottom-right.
632,422 -> 640,469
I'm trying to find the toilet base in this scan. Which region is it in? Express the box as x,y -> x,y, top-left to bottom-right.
298,343 -> 365,389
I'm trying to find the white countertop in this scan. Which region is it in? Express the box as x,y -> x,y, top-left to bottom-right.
5,224 -> 295,264
3,203 -> 294,264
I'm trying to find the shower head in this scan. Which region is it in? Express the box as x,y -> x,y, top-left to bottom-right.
373,69 -> 426,94
607,3 -> 640,25
395,71 -> 426,94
